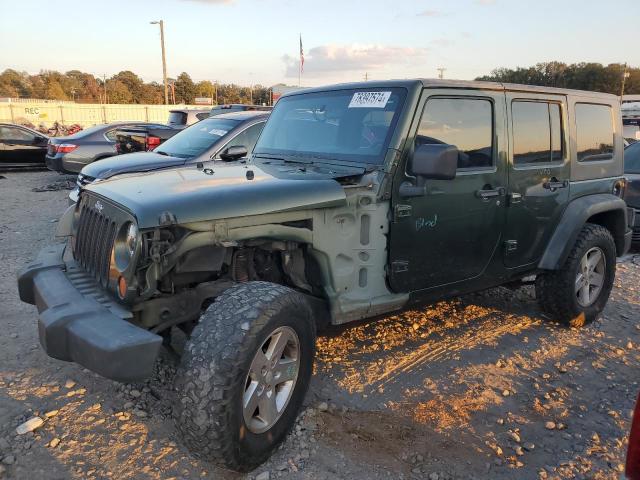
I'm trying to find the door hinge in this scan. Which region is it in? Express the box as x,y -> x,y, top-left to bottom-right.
394,204 -> 412,221
391,260 -> 409,273
504,240 -> 518,253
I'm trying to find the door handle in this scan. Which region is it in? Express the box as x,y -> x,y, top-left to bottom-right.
543,178 -> 569,190
476,186 -> 505,200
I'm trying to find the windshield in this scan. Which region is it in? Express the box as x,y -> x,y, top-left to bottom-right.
625,142 -> 640,174
254,87 -> 407,164
156,118 -> 240,158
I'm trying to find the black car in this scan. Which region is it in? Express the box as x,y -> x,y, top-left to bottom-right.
0,123 -> 49,169
69,111 -> 269,202
624,141 -> 640,244
46,122 -> 166,174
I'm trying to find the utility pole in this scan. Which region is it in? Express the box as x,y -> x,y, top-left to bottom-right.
437,67 -> 446,80
150,20 -> 169,105
364,72 -> 369,81
621,63 -> 630,99
103,74 -> 107,104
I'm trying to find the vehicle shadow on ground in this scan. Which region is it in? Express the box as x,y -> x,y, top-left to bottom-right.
309,282 -> 639,478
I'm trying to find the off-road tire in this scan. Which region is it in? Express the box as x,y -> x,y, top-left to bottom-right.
173,281 -> 316,472
535,223 -> 616,327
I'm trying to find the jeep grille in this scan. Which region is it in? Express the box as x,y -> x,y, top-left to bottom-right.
73,200 -> 118,286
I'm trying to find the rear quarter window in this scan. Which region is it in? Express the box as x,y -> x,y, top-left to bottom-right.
575,103 -> 614,162
168,111 -> 188,125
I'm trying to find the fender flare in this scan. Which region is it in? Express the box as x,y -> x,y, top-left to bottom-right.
538,193 -> 628,270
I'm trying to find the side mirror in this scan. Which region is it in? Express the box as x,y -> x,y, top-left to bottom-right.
219,145 -> 248,161
410,144 -> 458,180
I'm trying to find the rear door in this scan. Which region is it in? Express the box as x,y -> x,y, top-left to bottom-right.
389,89 -> 508,292
503,92 -> 570,268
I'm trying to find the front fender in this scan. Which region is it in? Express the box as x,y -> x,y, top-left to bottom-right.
538,193 -> 629,270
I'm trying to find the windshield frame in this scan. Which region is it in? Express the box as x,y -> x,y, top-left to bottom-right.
253,87 -> 408,167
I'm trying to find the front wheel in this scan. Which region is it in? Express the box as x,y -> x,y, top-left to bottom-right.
536,223 -> 616,327
173,282 -> 316,472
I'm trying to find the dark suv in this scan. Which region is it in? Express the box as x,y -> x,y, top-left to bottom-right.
18,80 -> 633,472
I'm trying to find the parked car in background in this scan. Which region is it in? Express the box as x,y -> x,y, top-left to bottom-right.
114,109 -> 211,155
115,124 -> 177,154
0,123 -> 49,169
46,122 -> 167,174
209,104 -> 272,116
69,111 -> 269,203
627,392 -> 640,479
168,108 -> 211,127
624,141 -> 640,245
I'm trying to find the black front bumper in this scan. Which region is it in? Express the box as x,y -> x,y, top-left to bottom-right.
17,243 -> 162,382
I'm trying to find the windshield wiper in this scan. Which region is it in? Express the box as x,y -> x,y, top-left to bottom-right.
155,150 -> 169,156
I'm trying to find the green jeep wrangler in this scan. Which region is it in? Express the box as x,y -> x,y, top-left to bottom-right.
18,80 -> 633,471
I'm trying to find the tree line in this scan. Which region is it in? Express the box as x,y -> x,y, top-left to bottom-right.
1,62 -> 637,106
0,69 -> 273,105
475,62 -> 638,95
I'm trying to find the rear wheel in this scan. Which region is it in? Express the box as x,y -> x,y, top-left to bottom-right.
536,223 -> 616,327
173,281 -> 316,472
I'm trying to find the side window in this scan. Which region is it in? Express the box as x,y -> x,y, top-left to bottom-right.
222,123 -> 265,154
243,122 -> 265,151
105,129 -> 117,142
1,127 -> 35,142
575,103 -> 614,162
196,112 -> 210,121
416,97 -> 493,169
512,101 -> 563,165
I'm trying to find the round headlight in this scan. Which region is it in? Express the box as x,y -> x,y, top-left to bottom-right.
114,222 -> 139,272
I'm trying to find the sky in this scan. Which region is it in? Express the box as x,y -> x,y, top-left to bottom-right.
0,0 -> 638,88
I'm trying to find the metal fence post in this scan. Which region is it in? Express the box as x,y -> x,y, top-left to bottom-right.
59,105 -> 64,124
9,104 -> 15,123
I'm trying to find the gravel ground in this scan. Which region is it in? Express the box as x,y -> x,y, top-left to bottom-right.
1,170 -> 639,480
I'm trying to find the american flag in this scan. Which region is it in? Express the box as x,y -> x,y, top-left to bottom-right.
299,34 -> 304,73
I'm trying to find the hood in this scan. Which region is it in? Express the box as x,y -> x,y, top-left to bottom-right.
86,161 -> 353,228
81,151 -> 187,180
625,173 -> 640,209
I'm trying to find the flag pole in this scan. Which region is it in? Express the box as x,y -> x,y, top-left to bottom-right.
298,33 -> 301,87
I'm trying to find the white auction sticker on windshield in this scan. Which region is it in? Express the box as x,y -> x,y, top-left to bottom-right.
209,128 -> 228,136
348,91 -> 391,108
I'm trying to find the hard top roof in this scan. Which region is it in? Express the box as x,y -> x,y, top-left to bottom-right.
281,78 -> 618,101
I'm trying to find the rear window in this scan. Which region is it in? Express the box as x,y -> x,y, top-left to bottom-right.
575,103 -> 614,162
168,111 -> 188,126
155,118 -> 240,158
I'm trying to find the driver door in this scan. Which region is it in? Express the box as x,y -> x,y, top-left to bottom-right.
388,89 -> 508,293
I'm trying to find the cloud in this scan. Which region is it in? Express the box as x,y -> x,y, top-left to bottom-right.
283,44 -> 429,78
476,0 -> 496,4
417,9 -> 445,17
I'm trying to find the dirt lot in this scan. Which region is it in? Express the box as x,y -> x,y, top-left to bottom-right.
1,170 -> 639,480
